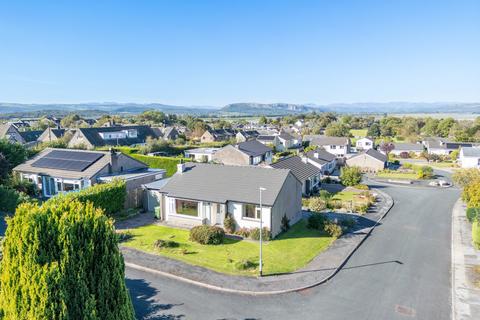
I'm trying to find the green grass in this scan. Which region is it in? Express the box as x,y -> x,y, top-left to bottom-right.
331,190 -> 370,205
129,154 -> 190,177
376,171 -> 418,180
122,220 -> 335,276
349,129 -> 368,138
428,162 -> 458,168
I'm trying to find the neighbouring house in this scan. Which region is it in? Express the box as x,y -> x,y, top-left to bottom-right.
270,156 -> 321,196
37,127 -> 73,143
236,130 -> 260,143
184,147 -> 220,162
143,162 -> 302,237
459,147 -> 480,168
161,127 -> 180,141
304,135 -> 350,157
256,135 -> 281,150
67,125 -> 160,149
356,137 -> 374,151
213,140 -> 273,166
13,148 -> 165,207
304,149 -> 337,174
200,129 -> 236,143
19,130 -> 43,148
276,131 -> 302,151
423,138 -> 473,155
0,123 -> 26,144
390,142 -> 424,156
346,149 -> 387,173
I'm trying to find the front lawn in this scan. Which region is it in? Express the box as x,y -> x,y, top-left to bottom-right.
376,171 -> 418,180
121,220 -> 335,276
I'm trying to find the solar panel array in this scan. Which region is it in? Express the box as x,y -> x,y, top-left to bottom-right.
31,150 -> 104,172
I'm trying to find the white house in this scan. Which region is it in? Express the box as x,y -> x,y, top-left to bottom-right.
356,137 -> 374,151
184,147 -> 219,162
304,148 -> 337,174
459,147 -> 480,168
305,135 -> 350,157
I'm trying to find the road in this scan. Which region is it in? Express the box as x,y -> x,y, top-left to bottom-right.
126,182 -> 461,320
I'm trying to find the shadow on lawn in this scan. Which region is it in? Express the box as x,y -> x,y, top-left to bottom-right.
126,278 -> 185,320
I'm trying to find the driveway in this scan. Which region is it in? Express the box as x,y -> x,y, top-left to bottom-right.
126,184 -> 460,320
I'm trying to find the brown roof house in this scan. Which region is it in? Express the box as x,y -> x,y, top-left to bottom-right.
213,140 -> 273,166
346,149 -> 387,173
13,148 -> 165,208
200,128 -> 236,143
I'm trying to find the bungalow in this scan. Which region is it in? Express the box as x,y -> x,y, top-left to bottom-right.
0,123 -> 27,144
276,132 -> 302,151
390,143 -> 424,156
304,135 -> 350,157
346,149 -> 387,173
459,147 -> 480,168
37,127 -> 73,143
256,135 -> 281,150
423,138 -> 473,155
236,130 -> 260,143
156,126 -> 180,141
355,137 -> 374,151
144,162 -> 302,237
200,129 -> 236,143
270,156 -> 321,196
184,147 -> 220,162
67,125 -> 160,149
13,148 -> 165,207
304,149 -> 337,174
213,140 -> 273,166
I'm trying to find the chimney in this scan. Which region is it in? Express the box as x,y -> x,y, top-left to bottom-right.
302,156 -> 308,164
177,160 -> 185,174
109,148 -> 120,173
314,152 -> 319,159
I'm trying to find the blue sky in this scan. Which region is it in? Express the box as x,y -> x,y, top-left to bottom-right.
0,0 -> 479,106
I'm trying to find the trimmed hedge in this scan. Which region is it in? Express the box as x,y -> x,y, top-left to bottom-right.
129,154 -> 190,177
47,179 -> 126,216
466,208 -> 480,223
189,225 -> 225,245
473,221 -> 480,250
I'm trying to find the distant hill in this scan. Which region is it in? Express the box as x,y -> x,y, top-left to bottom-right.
317,102 -> 480,114
220,103 -> 318,115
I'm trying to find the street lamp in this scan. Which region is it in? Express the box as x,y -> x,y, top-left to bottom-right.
259,187 -> 266,277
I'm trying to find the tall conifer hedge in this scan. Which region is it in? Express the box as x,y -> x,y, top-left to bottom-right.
0,199 -> 135,319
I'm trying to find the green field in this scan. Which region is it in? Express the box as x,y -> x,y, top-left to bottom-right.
376,171 -> 418,180
122,220 -> 335,276
349,129 -> 368,138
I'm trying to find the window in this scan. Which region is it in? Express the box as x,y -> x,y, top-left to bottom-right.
330,145 -> 336,149
175,199 -> 199,217
243,204 -> 261,219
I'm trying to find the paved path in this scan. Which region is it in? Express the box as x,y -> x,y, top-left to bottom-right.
122,189 -> 392,293
452,199 -> 480,319
126,183 -> 460,319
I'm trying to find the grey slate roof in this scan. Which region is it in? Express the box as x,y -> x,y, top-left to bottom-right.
237,140 -> 272,157
305,135 -> 349,146
306,149 -> 336,165
393,143 -> 424,151
365,149 -> 388,162
157,163 -> 292,206
461,147 -> 480,157
208,129 -> 236,139
271,156 -> 321,182
19,130 -> 43,142
257,135 -> 276,141
278,132 -> 295,141
77,125 -> 159,147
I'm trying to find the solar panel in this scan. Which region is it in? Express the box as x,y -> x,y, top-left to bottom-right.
31,150 -> 104,172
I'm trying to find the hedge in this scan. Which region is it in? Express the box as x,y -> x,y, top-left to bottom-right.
129,154 -> 190,177
46,179 -> 126,216
0,185 -> 33,213
473,221 -> 480,250
466,208 -> 480,224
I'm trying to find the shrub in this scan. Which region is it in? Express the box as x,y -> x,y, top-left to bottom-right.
354,184 -> 369,190
340,166 -> 362,186
223,213 -> 236,234
116,230 -> 133,243
473,221 -> 480,250
416,166 -> 434,179
47,178 -> 126,216
235,259 -> 258,271
399,151 -> 410,158
354,204 -> 369,214
235,227 -> 250,238
324,222 -> 343,237
281,214 -> 290,232
249,227 -> 271,241
466,208 -> 480,223
307,213 -> 326,229
189,225 -> 225,245
6,175 -> 36,196
319,190 -> 332,201
0,185 -> 34,213
154,239 -> 179,249
340,218 -> 356,229
322,176 -> 332,184
308,197 -> 327,212
463,180 -> 480,208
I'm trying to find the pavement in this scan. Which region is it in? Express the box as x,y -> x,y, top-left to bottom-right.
452,199 -> 480,319
126,182 -> 460,320
122,189 -> 393,294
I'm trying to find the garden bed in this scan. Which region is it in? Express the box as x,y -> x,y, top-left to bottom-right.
120,220 -> 335,276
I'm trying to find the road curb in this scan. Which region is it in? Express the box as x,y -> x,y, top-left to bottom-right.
124,188 -> 394,295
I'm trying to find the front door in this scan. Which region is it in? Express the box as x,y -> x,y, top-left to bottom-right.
204,202 -> 212,224
215,204 -> 223,226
